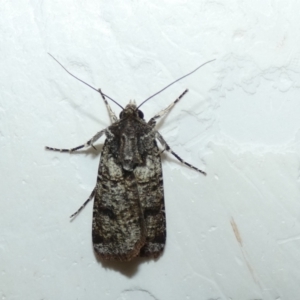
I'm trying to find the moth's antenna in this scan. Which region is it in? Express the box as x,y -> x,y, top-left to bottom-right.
137,59 -> 216,109
48,53 -> 124,109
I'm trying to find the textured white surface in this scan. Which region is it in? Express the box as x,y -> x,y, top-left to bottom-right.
1,1 -> 300,299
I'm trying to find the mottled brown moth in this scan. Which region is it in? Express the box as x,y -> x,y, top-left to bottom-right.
46,55 -> 214,261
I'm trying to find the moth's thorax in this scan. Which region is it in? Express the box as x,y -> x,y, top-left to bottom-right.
119,106 -> 143,171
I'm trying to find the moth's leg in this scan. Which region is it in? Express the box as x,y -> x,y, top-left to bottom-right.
148,89 -> 188,126
98,88 -> 118,123
156,131 -> 206,175
70,188 -> 96,218
45,129 -> 106,152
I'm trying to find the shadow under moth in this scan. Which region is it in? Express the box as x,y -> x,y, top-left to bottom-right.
46,55 -> 214,261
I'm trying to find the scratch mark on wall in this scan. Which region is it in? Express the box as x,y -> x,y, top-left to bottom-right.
230,217 -> 262,289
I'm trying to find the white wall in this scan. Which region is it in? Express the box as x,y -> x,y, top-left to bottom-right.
1,1 -> 300,299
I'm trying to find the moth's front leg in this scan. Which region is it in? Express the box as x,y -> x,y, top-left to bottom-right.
147,89 -> 188,126
45,129 -> 106,152
98,89 -> 118,123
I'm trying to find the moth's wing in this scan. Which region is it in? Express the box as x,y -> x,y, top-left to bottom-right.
134,139 -> 166,258
92,140 -> 146,261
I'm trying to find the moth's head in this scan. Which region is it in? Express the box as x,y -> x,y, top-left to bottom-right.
119,99 -> 144,119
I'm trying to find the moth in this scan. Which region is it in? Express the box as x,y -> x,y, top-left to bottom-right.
46,55 -> 214,261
